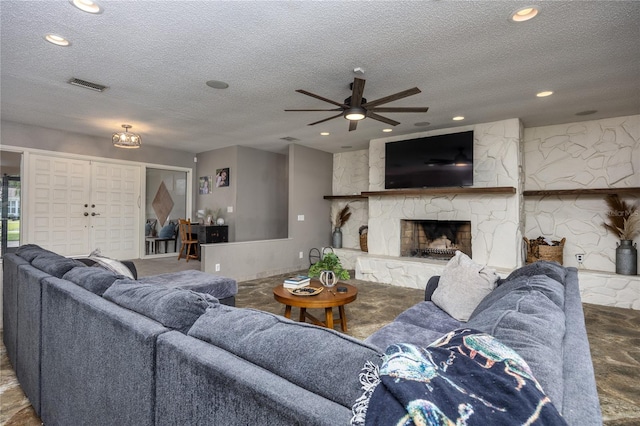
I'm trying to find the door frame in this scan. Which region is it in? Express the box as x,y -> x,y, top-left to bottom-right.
3,145 -> 192,259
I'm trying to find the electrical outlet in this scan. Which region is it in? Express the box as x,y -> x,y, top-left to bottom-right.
575,254 -> 585,264
299,251 -> 304,259
215,263 -> 220,272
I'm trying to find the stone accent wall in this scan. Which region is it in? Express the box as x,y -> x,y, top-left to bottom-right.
367,118 -> 523,269
524,114 -> 639,272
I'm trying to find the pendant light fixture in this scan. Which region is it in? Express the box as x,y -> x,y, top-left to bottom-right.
112,124 -> 141,149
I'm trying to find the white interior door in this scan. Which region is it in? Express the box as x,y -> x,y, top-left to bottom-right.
27,154 -> 141,259
27,154 -> 91,255
90,161 -> 140,259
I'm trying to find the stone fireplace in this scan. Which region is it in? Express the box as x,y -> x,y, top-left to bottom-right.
400,220 -> 471,259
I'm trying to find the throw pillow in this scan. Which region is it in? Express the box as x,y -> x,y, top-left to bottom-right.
158,221 -> 176,239
88,249 -> 135,280
431,251 -> 499,321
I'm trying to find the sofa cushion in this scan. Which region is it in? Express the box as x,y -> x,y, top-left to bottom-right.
469,274 -> 565,320
62,266 -> 123,296
364,320 -> 451,352
395,301 -> 466,332
466,283 -> 566,410
16,244 -> 54,262
431,251 -> 499,321
136,270 -> 237,300
103,281 -> 218,333
31,253 -> 82,278
188,305 -> 381,409
504,260 -> 567,285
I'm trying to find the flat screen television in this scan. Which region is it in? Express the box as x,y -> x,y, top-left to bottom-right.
385,130 -> 473,189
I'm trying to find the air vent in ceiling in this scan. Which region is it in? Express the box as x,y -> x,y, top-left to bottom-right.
68,78 -> 108,92
280,136 -> 300,142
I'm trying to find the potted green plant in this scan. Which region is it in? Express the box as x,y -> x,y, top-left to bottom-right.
603,194 -> 639,275
308,252 -> 350,286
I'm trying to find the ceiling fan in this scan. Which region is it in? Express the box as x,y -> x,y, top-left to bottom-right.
285,77 -> 429,131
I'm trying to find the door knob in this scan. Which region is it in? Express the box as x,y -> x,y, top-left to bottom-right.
91,212 -> 100,216
84,212 -> 89,216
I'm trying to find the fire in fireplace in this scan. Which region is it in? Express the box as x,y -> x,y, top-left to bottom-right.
400,220 -> 472,260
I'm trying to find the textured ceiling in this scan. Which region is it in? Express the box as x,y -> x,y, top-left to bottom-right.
1,1 -> 639,154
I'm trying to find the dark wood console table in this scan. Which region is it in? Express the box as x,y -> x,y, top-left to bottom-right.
190,225 -> 228,260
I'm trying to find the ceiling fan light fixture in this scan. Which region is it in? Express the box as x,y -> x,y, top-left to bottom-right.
112,124 -> 141,149
344,107 -> 366,121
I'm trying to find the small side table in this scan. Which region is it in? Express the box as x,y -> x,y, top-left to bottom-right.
272,281 -> 358,332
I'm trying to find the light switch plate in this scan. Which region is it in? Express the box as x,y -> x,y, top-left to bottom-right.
227,206 -> 233,213
297,215 -> 304,221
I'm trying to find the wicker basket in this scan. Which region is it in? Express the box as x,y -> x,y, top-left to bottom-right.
524,237 -> 565,265
359,233 -> 368,252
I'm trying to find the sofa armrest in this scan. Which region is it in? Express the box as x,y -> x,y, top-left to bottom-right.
425,276 -> 440,301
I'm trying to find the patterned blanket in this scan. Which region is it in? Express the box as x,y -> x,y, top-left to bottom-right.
352,329 -> 567,426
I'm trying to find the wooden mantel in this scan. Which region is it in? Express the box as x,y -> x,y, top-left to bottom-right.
523,187 -> 640,196
361,186 -> 516,197
324,187 -> 516,199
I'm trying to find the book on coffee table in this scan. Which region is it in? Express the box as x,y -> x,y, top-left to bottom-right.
283,275 -> 311,288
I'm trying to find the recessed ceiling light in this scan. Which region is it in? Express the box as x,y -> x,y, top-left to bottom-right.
45,34 -> 70,46
320,132 -> 330,136
206,80 -> 229,89
414,121 -> 431,127
536,90 -> 554,97
382,128 -> 393,133
576,110 -> 598,116
69,0 -> 102,14
453,116 -> 465,121
510,6 -> 539,22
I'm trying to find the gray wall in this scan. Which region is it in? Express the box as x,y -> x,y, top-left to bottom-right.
195,146 -> 238,239
1,121 -> 195,169
195,145 -> 288,243
236,146 -> 288,242
202,144 -> 332,281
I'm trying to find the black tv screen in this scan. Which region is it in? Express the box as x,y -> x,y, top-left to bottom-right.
385,131 -> 474,189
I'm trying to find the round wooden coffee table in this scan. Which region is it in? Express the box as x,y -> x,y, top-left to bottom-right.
273,280 -> 358,332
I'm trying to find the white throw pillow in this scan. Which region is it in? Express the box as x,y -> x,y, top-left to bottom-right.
431,251 -> 499,322
88,249 -> 135,280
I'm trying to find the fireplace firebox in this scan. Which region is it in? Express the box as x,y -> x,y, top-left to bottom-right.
400,220 -> 471,260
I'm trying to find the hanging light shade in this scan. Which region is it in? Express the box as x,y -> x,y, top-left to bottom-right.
112,124 -> 141,149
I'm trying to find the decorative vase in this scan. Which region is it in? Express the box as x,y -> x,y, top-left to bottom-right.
207,215 -> 213,225
332,227 -> 342,248
615,240 -> 637,275
319,270 -> 338,287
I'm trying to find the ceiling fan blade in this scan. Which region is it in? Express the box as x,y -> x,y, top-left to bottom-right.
349,120 -> 358,131
370,106 -> 429,113
308,113 -> 344,126
366,112 -> 401,126
296,90 -> 347,108
285,108 -> 343,112
350,78 -> 366,107
362,87 -> 421,108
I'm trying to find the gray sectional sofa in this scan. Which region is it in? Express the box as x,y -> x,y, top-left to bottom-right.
3,245 -> 601,425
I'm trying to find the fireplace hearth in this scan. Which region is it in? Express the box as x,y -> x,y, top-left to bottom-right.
401,220 -> 471,260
